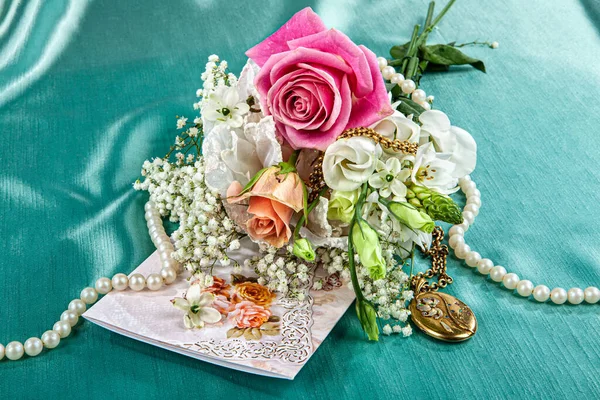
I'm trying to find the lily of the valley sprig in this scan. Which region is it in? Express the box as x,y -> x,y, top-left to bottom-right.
136,1 -> 491,340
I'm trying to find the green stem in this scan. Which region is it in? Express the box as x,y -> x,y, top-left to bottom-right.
292,187 -> 328,240
421,1 -> 436,42
401,24 -> 421,76
409,242 -> 416,278
415,0 -> 456,49
347,183 -> 369,302
287,149 -> 300,167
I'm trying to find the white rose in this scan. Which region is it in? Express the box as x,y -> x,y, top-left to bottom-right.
371,110 -> 420,153
419,110 -> 477,178
322,137 -> 382,191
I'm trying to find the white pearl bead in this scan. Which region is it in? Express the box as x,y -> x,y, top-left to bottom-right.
401,79 -> 416,94
456,222 -> 470,232
584,286 -> 600,304
95,277 -> 112,295
0,343 -> 4,360
490,266 -> 507,282
381,66 -> 396,80
420,102 -> 431,111
448,225 -> 464,237
157,241 -> 172,253
53,321 -> 72,338
476,258 -> 494,275
129,274 -> 146,291
390,73 -> 405,84
60,310 -> 79,327
5,341 -> 24,361
550,288 -> 568,304
161,267 -> 177,284
68,299 -> 87,316
147,218 -> 160,229
41,330 -> 61,349
377,56 -> 388,70
464,203 -> 479,217
460,175 -> 472,184
448,235 -> 464,249
454,244 -> 471,259
502,273 -> 520,290
144,210 -> 158,220
24,337 -> 43,357
146,274 -> 163,291
567,288 -> 584,305
465,251 -> 481,267
462,211 -> 475,225
411,89 -> 426,103
533,285 -> 550,302
462,180 -> 476,192
467,196 -> 481,207
80,287 -> 98,304
112,273 -> 129,291
144,201 -> 155,212
516,280 -> 534,297
467,188 -> 481,199
162,258 -> 180,272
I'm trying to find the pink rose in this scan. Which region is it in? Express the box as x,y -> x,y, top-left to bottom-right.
246,7 -> 393,151
229,301 -> 272,329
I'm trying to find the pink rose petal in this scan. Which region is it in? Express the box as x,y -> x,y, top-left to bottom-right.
245,7 -> 327,67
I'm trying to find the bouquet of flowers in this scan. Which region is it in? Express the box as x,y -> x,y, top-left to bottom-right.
135,2 -> 485,341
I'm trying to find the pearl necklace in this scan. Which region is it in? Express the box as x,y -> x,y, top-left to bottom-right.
0,201 -> 179,362
449,176 -> 600,305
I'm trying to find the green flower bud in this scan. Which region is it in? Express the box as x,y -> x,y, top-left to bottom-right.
386,201 -> 435,233
355,299 -> 379,341
351,220 -> 387,280
409,184 -> 463,224
292,238 -> 316,262
327,189 -> 360,223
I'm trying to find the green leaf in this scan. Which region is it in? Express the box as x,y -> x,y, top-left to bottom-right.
302,181 -> 309,224
230,167 -> 269,199
390,42 -> 410,59
395,97 -> 426,119
420,44 -> 486,73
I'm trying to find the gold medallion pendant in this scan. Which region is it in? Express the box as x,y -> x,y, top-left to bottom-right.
409,277 -> 477,342
409,227 -> 477,342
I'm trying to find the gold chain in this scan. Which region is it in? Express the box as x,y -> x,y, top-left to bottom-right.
306,127 -> 418,201
337,127 -> 419,155
411,226 -> 454,294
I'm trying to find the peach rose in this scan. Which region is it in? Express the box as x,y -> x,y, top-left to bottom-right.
227,166 -> 304,248
229,301 -> 272,328
231,282 -> 276,307
212,294 -> 232,316
202,276 -> 231,298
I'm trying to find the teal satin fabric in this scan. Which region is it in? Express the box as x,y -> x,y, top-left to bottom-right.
1,0 -> 599,397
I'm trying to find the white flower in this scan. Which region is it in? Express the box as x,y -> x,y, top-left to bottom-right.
171,285 -> 222,329
411,142 -> 457,194
401,325 -> 412,337
419,110 -> 477,178
202,116 -> 282,196
382,324 -> 393,335
201,85 -> 250,128
371,110 -> 420,155
188,127 -> 199,137
322,137 -> 382,191
177,117 -> 188,129
368,157 -> 411,198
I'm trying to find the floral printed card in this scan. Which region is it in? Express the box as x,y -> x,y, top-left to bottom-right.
83,248 -> 355,379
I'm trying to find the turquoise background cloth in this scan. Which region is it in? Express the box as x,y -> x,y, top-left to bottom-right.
1,0 -> 599,398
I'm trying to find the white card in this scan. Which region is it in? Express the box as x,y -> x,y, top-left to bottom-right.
84,249 -> 355,379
